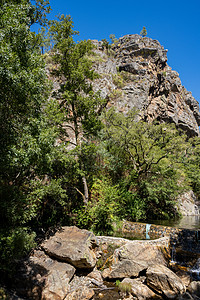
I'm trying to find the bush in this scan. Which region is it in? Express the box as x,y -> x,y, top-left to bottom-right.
76,178 -> 120,235
0,228 -> 36,280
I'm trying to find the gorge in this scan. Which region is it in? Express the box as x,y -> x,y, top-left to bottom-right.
1,1 -> 200,298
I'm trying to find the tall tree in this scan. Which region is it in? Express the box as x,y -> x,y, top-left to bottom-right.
49,15 -> 105,204
0,0 -> 63,278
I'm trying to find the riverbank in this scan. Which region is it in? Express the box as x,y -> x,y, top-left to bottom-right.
4,225 -> 200,300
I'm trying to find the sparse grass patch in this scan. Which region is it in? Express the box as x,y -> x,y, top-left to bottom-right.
116,281 -> 132,293
112,73 -> 124,88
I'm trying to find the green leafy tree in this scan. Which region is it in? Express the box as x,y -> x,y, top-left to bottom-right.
140,26 -> 147,37
101,109 -> 188,219
77,178 -> 120,235
184,137 -> 200,200
0,0 -> 68,279
49,15 -> 106,205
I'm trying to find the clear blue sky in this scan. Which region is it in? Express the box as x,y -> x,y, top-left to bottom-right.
41,0 -> 200,104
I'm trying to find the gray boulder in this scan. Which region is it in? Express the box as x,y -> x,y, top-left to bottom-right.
28,250 -> 75,300
102,237 -> 169,279
146,264 -> 186,299
42,226 -> 98,269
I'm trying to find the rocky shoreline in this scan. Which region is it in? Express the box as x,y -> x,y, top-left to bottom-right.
8,226 -> 200,299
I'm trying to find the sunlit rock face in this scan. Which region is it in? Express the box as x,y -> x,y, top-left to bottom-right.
92,34 -> 200,137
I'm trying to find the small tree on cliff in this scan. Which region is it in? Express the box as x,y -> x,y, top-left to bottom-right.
140,26 -> 147,37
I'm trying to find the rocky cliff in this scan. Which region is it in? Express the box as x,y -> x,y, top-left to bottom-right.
91,34 -> 200,136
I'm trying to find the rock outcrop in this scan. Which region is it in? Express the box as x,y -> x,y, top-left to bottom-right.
92,35 -> 200,136
176,191 -> 200,216
102,237 -> 169,279
41,226 -> 98,269
146,264 -> 186,298
12,226 -> 200,300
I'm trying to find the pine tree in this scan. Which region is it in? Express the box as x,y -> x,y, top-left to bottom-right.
140,26 -> 147,37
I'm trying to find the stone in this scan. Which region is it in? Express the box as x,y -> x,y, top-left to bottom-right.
176,271 -> 191,287
65,286 -> 94,300
177,191 -> 200,216
146,264 -> 186,298
177,292 -> 195,300
65,275 -> 94,300
102,238 -> 168,279
188,281 -> 200,297
120,277 -> 158,299
28,250 -> 76,300
65,287 -> 94,300
42,226 -> 98,269
87,269 -> 104,286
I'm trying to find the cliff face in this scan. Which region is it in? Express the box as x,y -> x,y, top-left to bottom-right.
92,34 -> 200,136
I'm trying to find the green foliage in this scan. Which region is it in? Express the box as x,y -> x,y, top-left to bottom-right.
109,34 -> 118,45
112,73 -> 124,88
184,137 -> 200,200
99,109 -> 189,220
140,26 -> 147,37
118,188 -> 146,221
76,178 -> 120,235
0,227 -> 36,279
0,287 -> 8,300
117,281 -> 132,293
0,0 -> 62,279
101,38 -> 110,50
49,15 -> 106,142
49,14 -> 106,204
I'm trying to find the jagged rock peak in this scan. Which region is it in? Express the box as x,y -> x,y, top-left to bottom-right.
92,35 -> 200,136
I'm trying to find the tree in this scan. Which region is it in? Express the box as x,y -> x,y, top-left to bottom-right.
0,0 -> 67,279
109,34 -> 118,45
140,26 -> 147,37
48,15 -> 106,205
184,137 -> 200,200
101,109 -> 188,219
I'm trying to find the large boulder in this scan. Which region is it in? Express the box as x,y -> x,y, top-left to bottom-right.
102,237 -> 169,279
146,264 -> 186,299
28,250 -> 75,300
42,226 -> 98,269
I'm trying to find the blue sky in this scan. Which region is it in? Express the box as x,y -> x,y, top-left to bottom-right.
42,0 -> 200,104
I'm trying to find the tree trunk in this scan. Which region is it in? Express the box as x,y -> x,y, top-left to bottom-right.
82,175 -> 89,205
71,102 -> 89,205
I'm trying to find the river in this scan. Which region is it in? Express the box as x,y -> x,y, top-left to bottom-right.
147,215 -> 200,230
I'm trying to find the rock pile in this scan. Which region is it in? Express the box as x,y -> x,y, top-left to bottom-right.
12,226 -> 200,299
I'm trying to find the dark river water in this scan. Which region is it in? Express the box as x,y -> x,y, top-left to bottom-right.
147,215 -> 200,230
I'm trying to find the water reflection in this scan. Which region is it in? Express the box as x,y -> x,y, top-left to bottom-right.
147,216 -> 200,230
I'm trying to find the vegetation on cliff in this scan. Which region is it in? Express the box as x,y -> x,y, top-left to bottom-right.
0,0 -> 200,284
